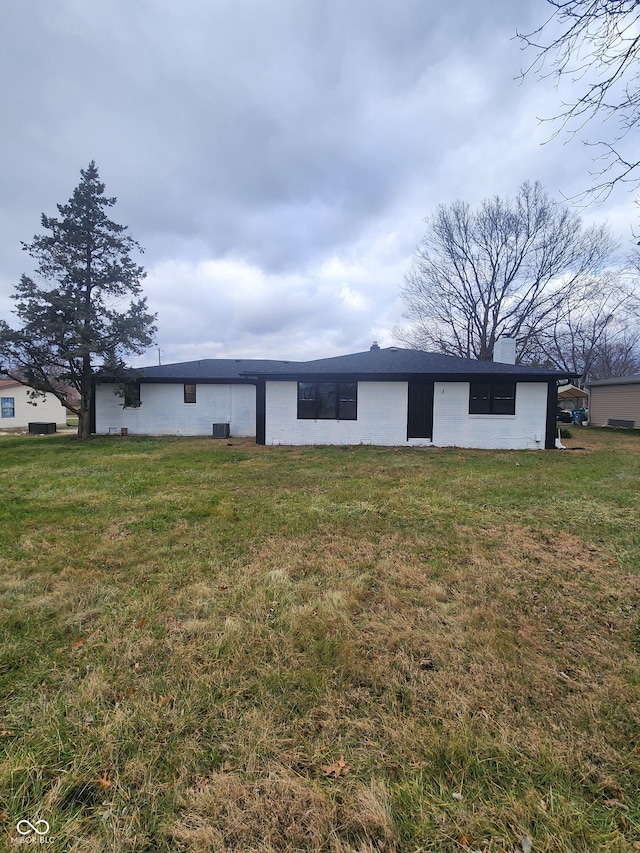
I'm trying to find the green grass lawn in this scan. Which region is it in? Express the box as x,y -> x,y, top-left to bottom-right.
0,430 -> 638,852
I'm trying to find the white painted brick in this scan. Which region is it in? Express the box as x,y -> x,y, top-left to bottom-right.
95,383 -> 256,436
432,381 -> 547,450
265,380 -> 548,449
265,381 -> 410,445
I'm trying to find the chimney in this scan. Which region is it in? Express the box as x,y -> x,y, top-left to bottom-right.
370,341 -> 380,350
493,337 -> 516,365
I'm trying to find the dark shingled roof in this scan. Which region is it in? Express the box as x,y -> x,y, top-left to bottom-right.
136,358 -> 300,382
240,348 -> 571,379
108,348 -> 573,383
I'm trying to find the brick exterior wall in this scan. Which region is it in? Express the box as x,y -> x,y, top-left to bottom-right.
95,383 -> 256,436
265,380 -> 549,449
96,379 -> 550,448
432,381 -> 548,449
265,381 -> 410,445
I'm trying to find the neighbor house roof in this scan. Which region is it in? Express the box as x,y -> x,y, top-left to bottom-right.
588,375 -> 640,387
0,379 -> 21,390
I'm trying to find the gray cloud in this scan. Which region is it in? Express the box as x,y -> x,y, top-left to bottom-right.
1,0 -> 637,364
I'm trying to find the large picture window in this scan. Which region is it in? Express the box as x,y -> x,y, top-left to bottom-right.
298,382 -> 357,420
1,397 -> 15,418
469,381 -> 516,415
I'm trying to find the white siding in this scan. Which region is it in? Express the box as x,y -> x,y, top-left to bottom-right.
432,381 -> 548,450
95,383 -> 256,436
265,380 -> 548,449
0,386 -> 67,430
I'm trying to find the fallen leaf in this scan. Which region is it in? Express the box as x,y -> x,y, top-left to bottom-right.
0,810 -> 9,822
632,842 -> 640,850
97,772 -> 112,790
603,798 -> 626,809
540,799 -> 548,812
135,618 -> 147,629
0,730 -> 14,736
71,636 -> 85,650
321,755 -> 349,778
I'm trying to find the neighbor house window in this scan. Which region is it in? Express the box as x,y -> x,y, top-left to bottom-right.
184,384 -> 196,403
297,382 -> 357,420
469,381 -> 516,415
123,383 -> 141,408
1,397 -> 15,418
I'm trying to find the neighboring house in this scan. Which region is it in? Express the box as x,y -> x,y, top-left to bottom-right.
0,380 -> 68,430
588,375 -> 640,428
94,342 -> 574,450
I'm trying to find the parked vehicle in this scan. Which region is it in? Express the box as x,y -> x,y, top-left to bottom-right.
556,409 -> 573,424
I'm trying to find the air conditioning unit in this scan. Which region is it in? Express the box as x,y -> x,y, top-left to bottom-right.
28,422 -> 57,434
212,423 -> 230,439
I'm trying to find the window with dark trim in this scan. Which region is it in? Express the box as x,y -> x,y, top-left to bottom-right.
1,397 -> 15,418
184,384 -> 197,404
297,382 -> 357,420
123,383 -> 141,408
469,381 -> 516,415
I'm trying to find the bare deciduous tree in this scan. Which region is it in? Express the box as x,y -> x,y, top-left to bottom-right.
396,181 -> 618,366
517,0 -> 640,200
525,273 -> 640,381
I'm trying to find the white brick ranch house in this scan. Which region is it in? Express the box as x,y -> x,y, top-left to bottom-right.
94,343 -> 574,450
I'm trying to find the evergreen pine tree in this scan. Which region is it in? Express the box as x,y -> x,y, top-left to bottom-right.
0,162 -> 157,438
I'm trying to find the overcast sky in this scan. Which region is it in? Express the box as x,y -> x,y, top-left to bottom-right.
1,0 -> 637,365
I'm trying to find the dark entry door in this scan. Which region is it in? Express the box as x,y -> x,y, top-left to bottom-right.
407,381 -> 434,439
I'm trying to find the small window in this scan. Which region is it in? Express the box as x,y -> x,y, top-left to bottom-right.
184,384 -> 196,404
469,381 -> 515,415
1,397 -> 15,418
123,383 -> 141,408
297,382 -> 357,420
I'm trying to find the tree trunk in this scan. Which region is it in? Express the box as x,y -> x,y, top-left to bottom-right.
78,352 -> 93,439
78,407 -> 91,439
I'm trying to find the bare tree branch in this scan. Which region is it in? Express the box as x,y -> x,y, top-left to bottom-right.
517,0 -> 640,200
